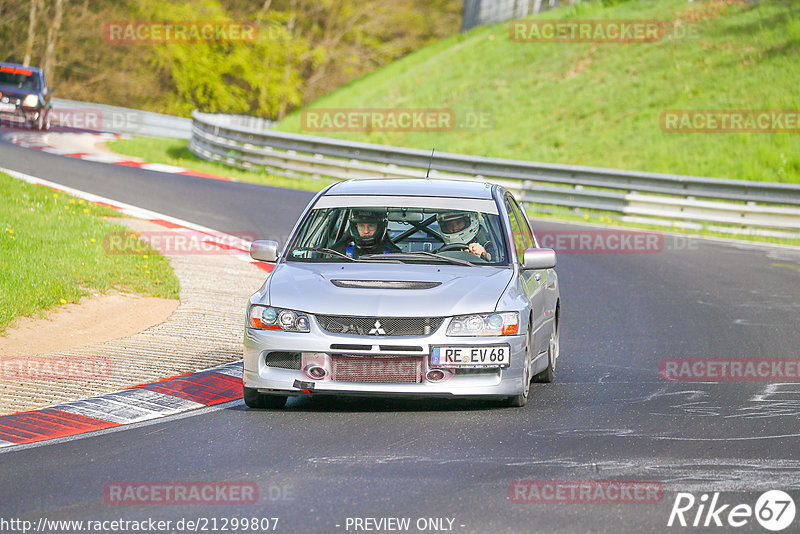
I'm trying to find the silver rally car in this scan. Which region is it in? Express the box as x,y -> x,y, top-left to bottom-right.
244,178 -> 560,408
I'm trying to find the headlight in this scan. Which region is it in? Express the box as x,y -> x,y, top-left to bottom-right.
22,94 -> 38,107
447,312 -> 518,336
248,305 -> 310,332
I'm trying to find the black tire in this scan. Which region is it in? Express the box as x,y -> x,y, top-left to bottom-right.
533,319 -> 558,383
243,385 -> 287,409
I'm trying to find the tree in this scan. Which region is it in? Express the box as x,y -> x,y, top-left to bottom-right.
42,0 -> 65,81
23,0 -> 41,66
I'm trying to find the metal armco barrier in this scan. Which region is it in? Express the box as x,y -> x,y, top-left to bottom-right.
189,110 -> 800,236
52,98 -> 192,139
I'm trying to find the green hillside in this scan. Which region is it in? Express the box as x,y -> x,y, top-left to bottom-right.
275,0 -> 800,183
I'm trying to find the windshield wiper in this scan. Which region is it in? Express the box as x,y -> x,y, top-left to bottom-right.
291,247 -> 401,263
361,251 -> 476,267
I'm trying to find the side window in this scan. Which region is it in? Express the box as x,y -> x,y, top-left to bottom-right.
509,197 -> 537,248
505,198 -> 528,263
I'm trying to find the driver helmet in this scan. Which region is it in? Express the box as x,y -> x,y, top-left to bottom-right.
437,211 -> 480,244
349,209 -> 388,249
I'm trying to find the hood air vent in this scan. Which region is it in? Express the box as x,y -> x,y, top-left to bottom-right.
331,280 -> 441,290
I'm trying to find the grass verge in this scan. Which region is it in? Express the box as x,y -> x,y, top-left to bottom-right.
0,172 -> 180,333
275,0 -> 800,183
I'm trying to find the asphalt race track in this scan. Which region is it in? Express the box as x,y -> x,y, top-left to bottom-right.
1,135 -> 800,533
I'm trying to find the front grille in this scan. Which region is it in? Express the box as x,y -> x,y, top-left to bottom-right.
331,355 -> 422,383
264,352 -> 301,370
316,315 -> 443,336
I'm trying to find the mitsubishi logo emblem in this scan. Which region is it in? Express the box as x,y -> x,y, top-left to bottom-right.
369,320 -> 386,336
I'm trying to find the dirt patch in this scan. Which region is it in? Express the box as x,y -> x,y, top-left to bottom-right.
0,291 -> 178,357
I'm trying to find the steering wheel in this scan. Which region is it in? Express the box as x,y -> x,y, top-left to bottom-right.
435,243 -> 471,253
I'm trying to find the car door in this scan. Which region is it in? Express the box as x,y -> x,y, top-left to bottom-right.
505,195 -> 547,358
506,194 -> 550,356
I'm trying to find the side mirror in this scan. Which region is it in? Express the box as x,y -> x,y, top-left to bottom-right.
250,240 -> 279,262
522,248 -> 556,270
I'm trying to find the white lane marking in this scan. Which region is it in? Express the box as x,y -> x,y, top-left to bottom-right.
79,154 -> 132,163
0,440 -> 15,448
56,389 -> 204,425
140,163 -> 187,173
41,146 -> 79,155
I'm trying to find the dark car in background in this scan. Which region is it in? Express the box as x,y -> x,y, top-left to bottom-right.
0,62 -> 51,130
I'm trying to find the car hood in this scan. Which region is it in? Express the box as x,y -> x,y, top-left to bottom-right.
265,262 -> 514,317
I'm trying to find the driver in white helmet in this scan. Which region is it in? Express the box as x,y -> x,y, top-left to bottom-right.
436,211 -> 493,260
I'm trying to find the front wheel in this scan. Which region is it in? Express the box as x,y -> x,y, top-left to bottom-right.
243,385 -> 287,409
533,320 -> 558,383
505,329 -> 532,407
32,111 -> 44,130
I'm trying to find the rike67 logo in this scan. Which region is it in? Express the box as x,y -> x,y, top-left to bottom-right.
668,490 -> 796,531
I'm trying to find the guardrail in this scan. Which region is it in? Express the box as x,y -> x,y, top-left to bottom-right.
189,110 -> 800,238
52,98 -> 192,139
462,0 -> 578,32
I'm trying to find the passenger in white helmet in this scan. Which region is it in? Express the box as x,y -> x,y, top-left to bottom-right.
436,211 -> 493,260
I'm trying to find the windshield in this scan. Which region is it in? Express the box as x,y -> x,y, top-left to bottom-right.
287,205 -> 509,266
0,68 -> 39,91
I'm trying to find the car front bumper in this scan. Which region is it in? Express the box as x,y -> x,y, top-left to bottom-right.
243,324 -> 528,399
0,104 -> 43,124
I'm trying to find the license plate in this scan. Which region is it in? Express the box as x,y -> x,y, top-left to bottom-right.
0,103 -> 16,112
430,345 -> 510,368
